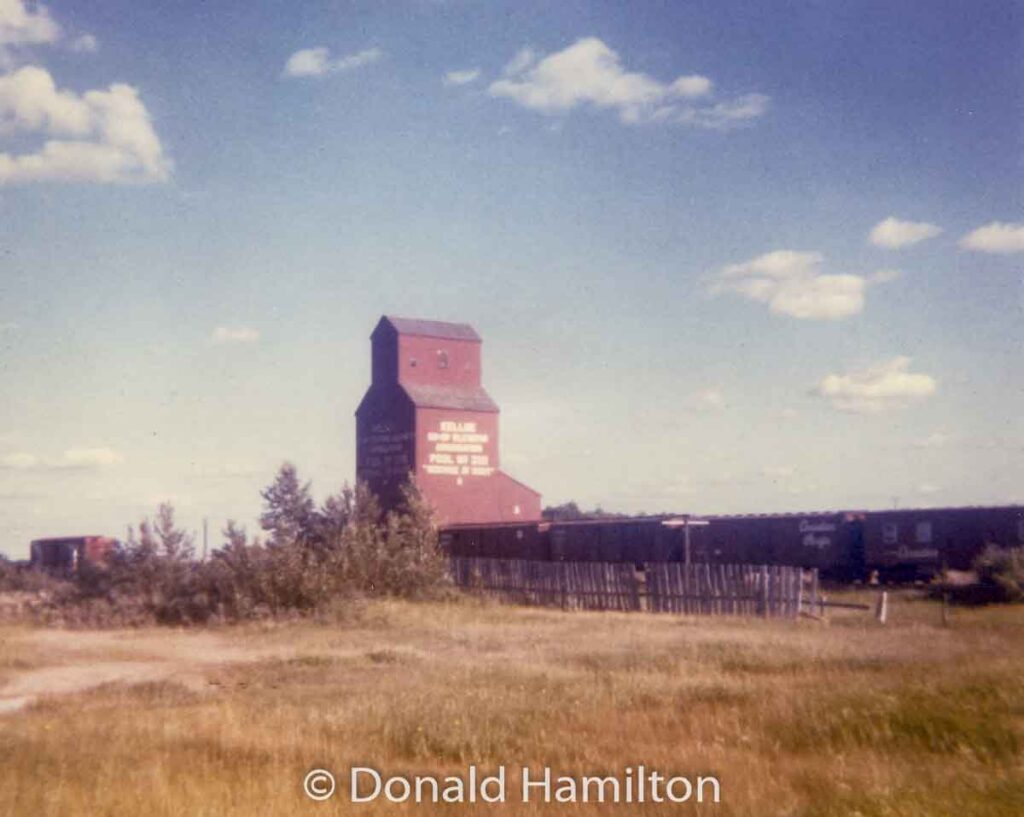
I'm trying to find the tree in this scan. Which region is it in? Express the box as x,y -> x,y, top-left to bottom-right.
260,462 -> 317,547
542,501 -> 582,521
222,519 -> 249,551
153,502 -> 195,561
542,501 -> 626,521
317,484 -> 355,550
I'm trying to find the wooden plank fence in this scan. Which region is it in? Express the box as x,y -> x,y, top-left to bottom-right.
449,557 -> 639,612
451,557 -> 815,619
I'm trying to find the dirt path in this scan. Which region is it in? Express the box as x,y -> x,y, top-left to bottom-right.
0,629 -> 298,714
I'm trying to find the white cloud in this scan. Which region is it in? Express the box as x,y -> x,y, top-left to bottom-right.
283,47 -> 329,77
0,65 -> 170,184
959,221 -> 1024,254
0,320 -> 18,331
0,446 -> 123,470
670,75 -> 713,98
0,451 -> 37,469
712,250 -> 872,320
70,32 -> 97,53
502,47 -> 537,77
816,357 -> 937,413
282,46 -> 383,78
212,326 -> 259,344
488,38 -> 765,129
761,465 -> 795,479
869,217 -> 942,249
918,483 -> 941,495
0,0 -> 60,50
443,68 -> 480,87
672,93 -> 769,129
59,447 -> 123,468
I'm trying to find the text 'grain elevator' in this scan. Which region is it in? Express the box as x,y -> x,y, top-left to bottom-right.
355,316 -> 541,525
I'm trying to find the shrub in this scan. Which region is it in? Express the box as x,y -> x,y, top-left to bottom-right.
341,481 -> 450,599
972,545 -> 1024,603
0,558 -> 66,594
5,467 -> 449,627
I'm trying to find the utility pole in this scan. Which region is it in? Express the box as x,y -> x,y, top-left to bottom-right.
684,520 -> 692,567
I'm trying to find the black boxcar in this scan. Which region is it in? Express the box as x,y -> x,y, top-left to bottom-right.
687,512 -> 863,579
440,504 -> 1023,582
440,522 -> 549,561
863,505 -> 1024,576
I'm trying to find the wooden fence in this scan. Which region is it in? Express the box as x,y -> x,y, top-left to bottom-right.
450,557 -> 815,619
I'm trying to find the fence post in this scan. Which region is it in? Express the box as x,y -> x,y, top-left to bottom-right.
759,565 -> 769,618
875,590 -> 888,624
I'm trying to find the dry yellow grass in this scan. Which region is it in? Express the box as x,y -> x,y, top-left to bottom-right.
1,591 -> 1022,816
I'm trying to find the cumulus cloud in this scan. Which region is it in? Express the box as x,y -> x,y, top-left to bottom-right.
815,357 -> 936,413
282,46 -> 383,78
0,5 -> 165,186
0,0 -> 59,51
443,68 -> 480,87
959,221 -> 1024,254
712,250 -> 880,320
70,32 -> 97,53
488,38 -> 766,129
502,47 -> 537,77
212,326 -> 259,344
868,217 -> 942,249
0,65 -> 170,184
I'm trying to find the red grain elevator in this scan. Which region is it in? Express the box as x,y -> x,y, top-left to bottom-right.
356,316 -> 541,525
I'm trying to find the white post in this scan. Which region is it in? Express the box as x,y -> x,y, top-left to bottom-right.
875,590 -> 888,624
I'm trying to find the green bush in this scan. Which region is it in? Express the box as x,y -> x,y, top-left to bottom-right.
6,467 -> 449,627
0,558 -> 67,594
972,545 -> 1024,603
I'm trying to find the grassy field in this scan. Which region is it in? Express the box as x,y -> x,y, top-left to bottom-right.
1,591 -> 1022,816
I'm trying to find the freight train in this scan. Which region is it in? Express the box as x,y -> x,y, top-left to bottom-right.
29,536 -> 119,574
440,505 -> 1024,580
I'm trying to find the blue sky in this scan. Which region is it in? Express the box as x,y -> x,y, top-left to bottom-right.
1,0 -> 1022,557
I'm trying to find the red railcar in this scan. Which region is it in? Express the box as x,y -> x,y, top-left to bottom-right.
29,536 -> 118,573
